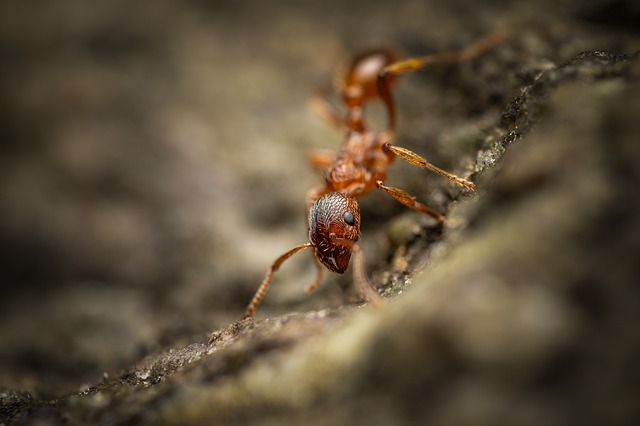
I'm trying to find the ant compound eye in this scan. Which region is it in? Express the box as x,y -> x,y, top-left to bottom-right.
343,211 -> 355,226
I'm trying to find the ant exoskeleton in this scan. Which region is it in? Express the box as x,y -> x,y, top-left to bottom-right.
243,33 -> 505,319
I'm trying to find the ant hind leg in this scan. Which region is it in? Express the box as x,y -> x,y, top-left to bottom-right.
380,32 -> 507,78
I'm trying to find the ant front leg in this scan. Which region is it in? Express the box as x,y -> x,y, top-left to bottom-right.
351,243 -> 385,308
308,149 -> 335,172
304,254 -> 325,294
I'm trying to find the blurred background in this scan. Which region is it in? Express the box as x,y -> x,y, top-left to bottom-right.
0,0 -> 637,396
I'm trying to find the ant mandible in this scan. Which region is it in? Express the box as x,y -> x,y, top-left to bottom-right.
242,33 -> 505,319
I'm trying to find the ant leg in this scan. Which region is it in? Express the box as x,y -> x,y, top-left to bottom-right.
352,243 -> 385,308
376,180 -> 445,222
377,32 -> 506,131
381,32 -> 506,77
308,149 -> 335,172
324,235 -> 383,308
242,243 -> 313,319
304,254 -> 325,293
309,90 -> 346,131
383,143 -> 476,191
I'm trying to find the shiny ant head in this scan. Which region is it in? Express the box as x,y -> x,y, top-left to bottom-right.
308,192 -> 361,274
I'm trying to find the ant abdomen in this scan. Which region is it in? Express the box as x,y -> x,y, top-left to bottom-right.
341,49 -> 397,106
308,192 -> 361,274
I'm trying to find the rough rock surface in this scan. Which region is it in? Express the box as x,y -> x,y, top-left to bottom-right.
1,0 -> 639,425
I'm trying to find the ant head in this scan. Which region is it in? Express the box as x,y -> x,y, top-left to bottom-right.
308,192 -> 361,274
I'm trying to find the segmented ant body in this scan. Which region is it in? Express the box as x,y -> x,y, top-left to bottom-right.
242,33 -> 504,319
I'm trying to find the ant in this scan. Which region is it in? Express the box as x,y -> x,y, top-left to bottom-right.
242,33 -> 505,319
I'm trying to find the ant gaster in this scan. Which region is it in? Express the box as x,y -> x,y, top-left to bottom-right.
243,33 -> 505,319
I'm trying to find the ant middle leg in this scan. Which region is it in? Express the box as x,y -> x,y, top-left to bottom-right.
383,143 -> 476,191
376,180 -> 445,222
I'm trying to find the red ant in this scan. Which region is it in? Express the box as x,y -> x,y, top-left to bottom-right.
242,33 -> 505,319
